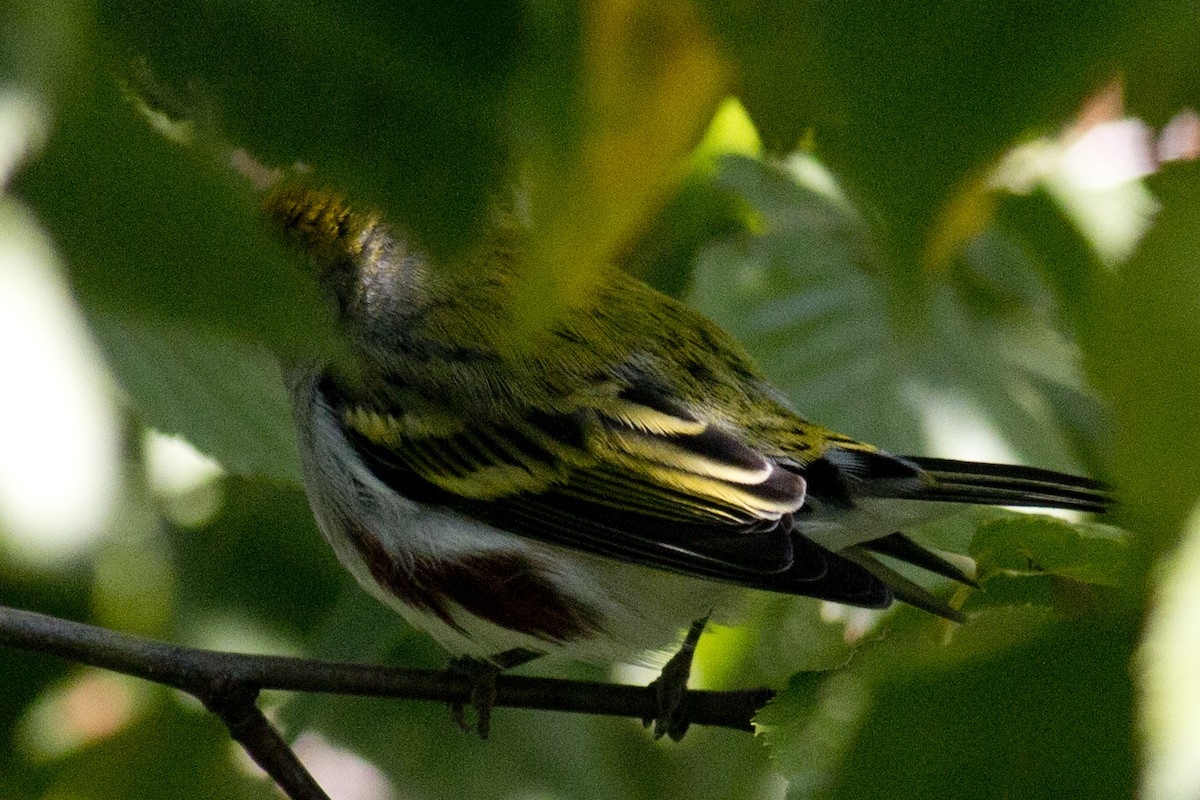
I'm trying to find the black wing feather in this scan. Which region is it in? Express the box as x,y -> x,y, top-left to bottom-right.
344,427 -> 895,607
899,455 -> 1110,513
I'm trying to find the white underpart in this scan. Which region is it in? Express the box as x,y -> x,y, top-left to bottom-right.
288,373 -> 736,664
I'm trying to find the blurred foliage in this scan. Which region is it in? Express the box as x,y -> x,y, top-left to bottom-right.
2,1 -> 1200,799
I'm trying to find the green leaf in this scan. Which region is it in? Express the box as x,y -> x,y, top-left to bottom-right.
619,171 -> 747,298
90,312 -> 301,484
39,696 -> 276,800
761,604 -> 1136,800
167,479 -> 337,640
96,0 -> 522,259
991,188 -> 1109,333
0,0 -> 91,106
690,154 -> 923,449
510,0 -> 729,336
811,615 -> 1138,800
1081,161 -> 1200,560
1123,2 -> 1200,125
971,515 -> 1130,588
13,67 -> 338,361
756,670 -> 870,798
703,1 -> 1134,270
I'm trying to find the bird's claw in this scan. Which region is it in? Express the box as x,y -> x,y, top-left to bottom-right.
447,648 -> 539,739
643,615 -> 709,741
448,656 -> 500,739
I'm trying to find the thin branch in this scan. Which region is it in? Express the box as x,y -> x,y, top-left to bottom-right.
202,681 -> 331,800
0,605 -> 774,798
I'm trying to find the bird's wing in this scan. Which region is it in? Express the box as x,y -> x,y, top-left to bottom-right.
320,375 -> 893,607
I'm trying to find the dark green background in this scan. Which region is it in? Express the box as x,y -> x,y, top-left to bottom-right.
4,1 -> 1199,798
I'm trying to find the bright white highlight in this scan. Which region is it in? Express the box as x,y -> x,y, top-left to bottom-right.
1141,502 -> 1200,800
291,732 -> 396,800
0,94 -> 121,563
144,430 -> 223,497
1061,118 -> 1157,189
904,383 -> 1020,467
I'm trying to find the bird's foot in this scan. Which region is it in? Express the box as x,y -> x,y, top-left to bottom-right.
643,615 -> 710,741
448,648 -> 539,739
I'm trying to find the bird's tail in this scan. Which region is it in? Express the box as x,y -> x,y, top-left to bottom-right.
824,453 -> 1111,621
898,455 -> 1110,513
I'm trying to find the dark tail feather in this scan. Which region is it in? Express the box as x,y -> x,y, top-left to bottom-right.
794,452 -> 1109,621
840,546 -> 966,622
863,532 -> 979,588
749,535 -> 896,609
898,456 -> 1110,513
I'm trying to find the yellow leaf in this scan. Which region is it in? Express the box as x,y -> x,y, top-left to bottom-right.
514,0 -> 730,339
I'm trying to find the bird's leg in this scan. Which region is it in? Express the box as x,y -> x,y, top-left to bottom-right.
448,648 -> 540,738
644,614 -> 710,741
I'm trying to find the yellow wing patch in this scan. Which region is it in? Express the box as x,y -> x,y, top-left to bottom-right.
598,397 -> 706,436
343,406 -> 467,443
341,392 -> 807,524
342,408 -> 404,446
639,465 -> 805,518
605,426 -> 772,485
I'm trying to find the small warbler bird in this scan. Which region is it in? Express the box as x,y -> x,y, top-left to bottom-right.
267,184 -> 1107,737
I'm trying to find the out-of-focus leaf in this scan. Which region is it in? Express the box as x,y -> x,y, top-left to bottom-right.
514,0 -> 729,334
813,615 -> 1137,800
1022,372 -> 1113,480
0,0 -> 90,106
0,565 -> 92,799
40,697 -> 276,800
691,154 -> 1096,474
97,0 -> 522,259
756,669 -> 868,798
167,479 -> 337,639
13,68 -> 338,361
89,313 -> 300,484
763,603 -> 1136,800
1122,2 -> 1200,125
619,97 -> 763,298
1141,501 -> 1200,800
702,2 -> 1135,272
1080,161 -> 1200,560
691,154 -> 923,449
620,171 -> 746,298
992,188 -> 1110,333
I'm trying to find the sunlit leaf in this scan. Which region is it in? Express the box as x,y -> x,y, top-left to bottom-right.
514,0 -> 729,333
